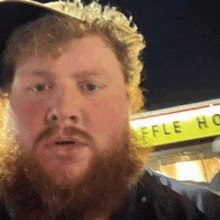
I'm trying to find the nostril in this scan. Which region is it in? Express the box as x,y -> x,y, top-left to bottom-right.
70,116 -> 76,120
47,109 -> 60,123
52,115 -> 58,120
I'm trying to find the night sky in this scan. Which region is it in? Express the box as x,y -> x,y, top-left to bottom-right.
100,0 -> 220,111
39,0 -> 220,110
13,0 -> 220,110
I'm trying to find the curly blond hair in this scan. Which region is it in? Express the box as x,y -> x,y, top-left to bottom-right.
1,0 -> 147,114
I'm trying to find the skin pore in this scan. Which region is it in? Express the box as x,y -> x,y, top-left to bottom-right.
2,35 -> 144,219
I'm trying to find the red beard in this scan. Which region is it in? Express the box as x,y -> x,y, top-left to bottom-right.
1,133 -> 145,220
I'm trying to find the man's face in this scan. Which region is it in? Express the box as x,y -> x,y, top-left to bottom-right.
8,35 -> 129,186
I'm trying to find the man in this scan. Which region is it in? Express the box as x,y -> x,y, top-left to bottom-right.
0,0 -> 219,219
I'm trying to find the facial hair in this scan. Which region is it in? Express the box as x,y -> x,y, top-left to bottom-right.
0,125 -> 146,220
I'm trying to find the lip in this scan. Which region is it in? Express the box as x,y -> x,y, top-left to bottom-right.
44,135 -> 88,148
50,143 -> 87,154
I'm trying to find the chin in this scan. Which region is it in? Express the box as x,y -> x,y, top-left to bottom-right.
34,146 -> 93,187
52,164 -> 89,187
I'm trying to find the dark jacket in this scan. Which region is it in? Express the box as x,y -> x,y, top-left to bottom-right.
210,170 -> 220,192
146,168 -> 220,219
0,169 -> 220,220
113,169 -> 220,220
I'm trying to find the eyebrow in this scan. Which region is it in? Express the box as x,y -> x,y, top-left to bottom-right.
27,69 -> 101,78
73,70 -> 101,78
28,70 -> 52,76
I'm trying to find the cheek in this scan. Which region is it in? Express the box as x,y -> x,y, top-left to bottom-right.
87,95 -> 129,153
89,94 -> 129,132
16,99 -> 45,124
23,100 -> 45,120
9,96 -> 47,141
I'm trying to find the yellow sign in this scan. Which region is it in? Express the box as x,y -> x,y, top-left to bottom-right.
130,105 -> 220,147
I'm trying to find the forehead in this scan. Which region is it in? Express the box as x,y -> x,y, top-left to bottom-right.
14,35 -> 122,79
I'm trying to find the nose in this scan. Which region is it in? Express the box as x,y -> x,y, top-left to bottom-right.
47,108 -> 77,125
46,83 -> 82,126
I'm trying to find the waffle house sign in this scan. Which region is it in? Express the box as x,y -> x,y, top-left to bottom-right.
129,102 -> 220,147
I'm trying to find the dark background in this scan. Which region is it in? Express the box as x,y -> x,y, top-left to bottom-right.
40,0 -> 220,110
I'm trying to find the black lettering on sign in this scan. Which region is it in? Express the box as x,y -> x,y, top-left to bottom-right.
162,124 -> 171,135
173,121 -> 181,133
213,114 -> 220,126
197,116 -> 208,129
152,125 -> 159,137
141,127 -> 148,138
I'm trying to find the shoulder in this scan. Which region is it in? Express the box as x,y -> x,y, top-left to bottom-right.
145,168 -> 220,219
210,171 -> 220,191
135,169 -> 207,219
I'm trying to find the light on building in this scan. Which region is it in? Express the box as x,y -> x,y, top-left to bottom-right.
175,161 -> 204,182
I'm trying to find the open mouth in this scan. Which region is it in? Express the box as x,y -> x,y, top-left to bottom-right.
55,141 -> 76,145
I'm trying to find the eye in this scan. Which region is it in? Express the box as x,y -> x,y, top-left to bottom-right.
27,83 -> 50,93
81,82 -> 101,93
86,83 -> 98,91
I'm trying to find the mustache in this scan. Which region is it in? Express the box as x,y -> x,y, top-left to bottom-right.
33,126 -> 93,148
